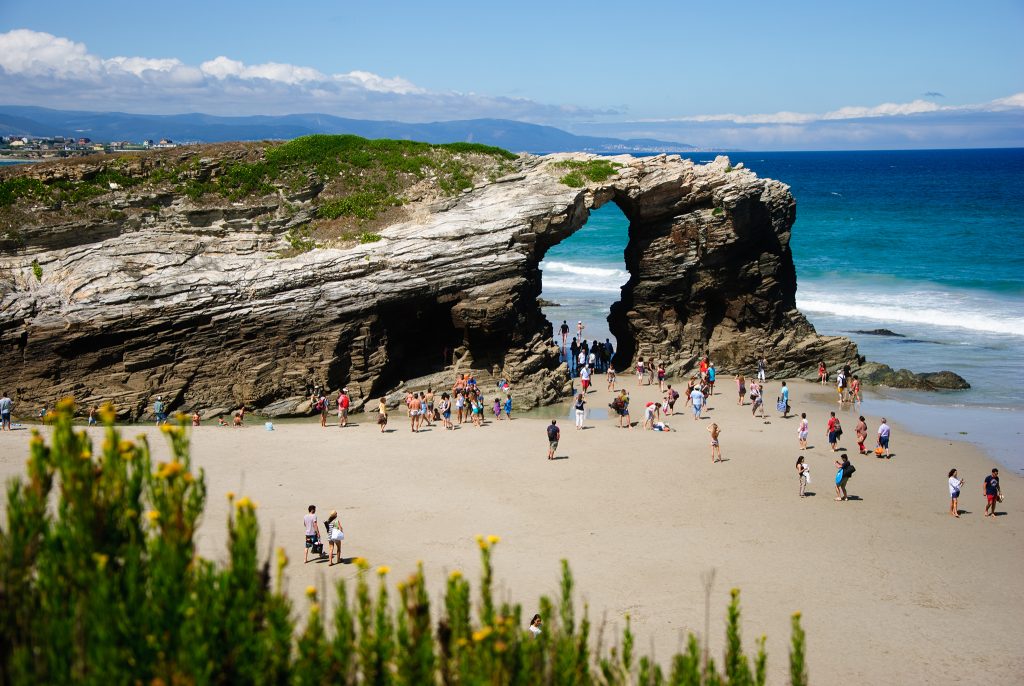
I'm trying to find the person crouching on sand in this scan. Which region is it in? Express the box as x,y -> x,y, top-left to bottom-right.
708,423 -> 722,462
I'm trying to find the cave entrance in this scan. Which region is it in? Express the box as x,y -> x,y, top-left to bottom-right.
539,201 -> 630,370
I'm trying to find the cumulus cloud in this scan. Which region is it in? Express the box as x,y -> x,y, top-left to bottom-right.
0,29 -> 615,121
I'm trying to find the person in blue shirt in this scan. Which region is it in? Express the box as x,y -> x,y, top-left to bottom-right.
779,381 -> 791,418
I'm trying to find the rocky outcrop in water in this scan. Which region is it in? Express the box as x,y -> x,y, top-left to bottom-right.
1,143 -> 874,418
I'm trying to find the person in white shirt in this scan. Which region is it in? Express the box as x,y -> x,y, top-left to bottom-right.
529,614 -> 543,637
948,468 -> 964,518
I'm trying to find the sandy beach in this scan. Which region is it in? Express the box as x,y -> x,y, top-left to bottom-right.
1,378 -> 1021,684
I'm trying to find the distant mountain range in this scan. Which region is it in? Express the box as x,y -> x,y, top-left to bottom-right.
0,105 -> 693,154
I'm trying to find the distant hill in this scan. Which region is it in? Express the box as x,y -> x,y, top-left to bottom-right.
0,106 -> 693,154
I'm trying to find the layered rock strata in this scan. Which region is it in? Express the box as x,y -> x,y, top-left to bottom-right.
1,149 -> 862,418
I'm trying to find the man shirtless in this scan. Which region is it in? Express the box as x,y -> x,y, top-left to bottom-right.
409,393 -> 423,432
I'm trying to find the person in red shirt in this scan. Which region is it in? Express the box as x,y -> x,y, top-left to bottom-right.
827,411 -> 841,451
337,388 -> 351,427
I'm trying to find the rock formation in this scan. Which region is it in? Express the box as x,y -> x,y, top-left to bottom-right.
1,142 -> 873,418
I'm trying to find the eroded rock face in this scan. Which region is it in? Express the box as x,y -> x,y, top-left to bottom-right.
0,150 -> 863,418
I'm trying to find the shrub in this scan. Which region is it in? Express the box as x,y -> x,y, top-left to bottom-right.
555,159 -> 622,187
0,404 -> 807,685
30,259 -> 42,282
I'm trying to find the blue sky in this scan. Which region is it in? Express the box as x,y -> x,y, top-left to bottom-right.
1,0 -> 1022,149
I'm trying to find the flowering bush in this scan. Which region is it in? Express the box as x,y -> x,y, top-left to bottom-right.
0,403 -> 807,685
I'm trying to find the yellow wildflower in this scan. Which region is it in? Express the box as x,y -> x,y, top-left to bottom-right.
226,491 -> 236,501
305,586 -> 317,599
92,553 -> 108,569
118,440 -> 133,453
146,510 -> 160,523
235,496 -> 255,509
354,557 -> 369,570
276,547 -> 288,569
80,449 -> 91,460
472,627 -> 492,642
56,397 -> 75,412
99,404 -> 117,424
449,570 -> 463,581
376,565 -> 391,576
487,534 -> 500,545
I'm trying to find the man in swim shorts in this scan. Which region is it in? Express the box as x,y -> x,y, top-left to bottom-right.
983,468 -> 1001,517
546,419 -> 560,460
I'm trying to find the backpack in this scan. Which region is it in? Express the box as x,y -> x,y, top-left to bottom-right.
672,389 -> 680,400
844,463 -> 856,478
834,419 -> 843,436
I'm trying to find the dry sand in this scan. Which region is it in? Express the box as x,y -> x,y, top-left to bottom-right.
1,379 -> 1021,684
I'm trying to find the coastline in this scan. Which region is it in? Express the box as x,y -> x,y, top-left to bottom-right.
1,377 -> 1020,684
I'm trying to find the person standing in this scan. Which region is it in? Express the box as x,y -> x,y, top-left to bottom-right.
546,419 -> 560,460
0,392 -> 12,431
798,413 -> 809,450
779,381 -> 790,418
877,418 -> 891,458
529,614 -> 543,638
560,320 -> 570,348
757,356 -> 767,383
707,363 -> 717,396
855,416 -> 868,454
153,396 -> 167,426
576,320 -> 585,341
690,384 -> 705,420
337,388 -> 351,427
827,411 -> 840,451
304,505 -> 321,563
635,356 -> 645,386
657,362 -> 667,392
376,397 -> 388,433
574,393 -> 586,430
666,384 -> 679,415
796,456 -> 809,497
606,364 -> 617,391
736,375 -> 746,406
708,423 -> 722,463
834,454 -> 855,501
325,510 -> 344,566
818,361 -> 827,385
948,468 -> 964,518
850,375 -> 862,405
580,364 -> 591,394
504,394 -> 513,421
983,468 -> 1001,517
750,382 -> 765,418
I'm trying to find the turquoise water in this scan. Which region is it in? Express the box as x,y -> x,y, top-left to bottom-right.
540,148 -> 1024,471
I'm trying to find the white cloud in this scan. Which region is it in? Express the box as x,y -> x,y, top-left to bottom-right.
641,93 -> 1024,126
0,29 -> 612,121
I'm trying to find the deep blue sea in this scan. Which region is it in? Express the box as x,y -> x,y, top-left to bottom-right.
540,148 -> 1024,472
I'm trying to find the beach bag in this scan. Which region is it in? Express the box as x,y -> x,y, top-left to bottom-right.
264,421 -> 274,431
776,397 -> 786,412
311,539 -> 324,555
835,468 -> 844,485
874,446 -> 884,456
834,420 -> 843,438
331,528 -> 345,542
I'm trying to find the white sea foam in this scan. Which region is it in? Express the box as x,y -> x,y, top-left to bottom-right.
796,284 -> 1024,338
541,260 -> 627,293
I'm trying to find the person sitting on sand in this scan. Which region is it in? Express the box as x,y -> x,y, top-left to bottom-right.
217,416 -> 228,426
191,411 -> 201,427
708,423 -> 722,462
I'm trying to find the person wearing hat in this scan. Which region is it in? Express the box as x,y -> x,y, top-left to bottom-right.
337,388 -> 351,427
153,396 -> 167,426
576,320 -> 585,341
325,509 -> 344,565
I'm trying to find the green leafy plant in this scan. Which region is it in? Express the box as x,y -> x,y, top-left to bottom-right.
30,259 -> 42,282
0,403 -> 809,685
358,232 -> 382,244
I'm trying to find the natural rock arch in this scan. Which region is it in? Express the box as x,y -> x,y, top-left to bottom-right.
0,150 -> 858,418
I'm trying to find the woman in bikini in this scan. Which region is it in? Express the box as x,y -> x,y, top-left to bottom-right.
707,423 -> 722,463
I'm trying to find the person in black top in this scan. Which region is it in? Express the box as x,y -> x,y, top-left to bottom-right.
984,468 -> 1001,517
546,419 -> 560,460
560,320 -> 570,348
834,454 -> 855,501
569,338 -> 579,375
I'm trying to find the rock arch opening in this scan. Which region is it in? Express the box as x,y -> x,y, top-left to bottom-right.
539,201 -> 630,370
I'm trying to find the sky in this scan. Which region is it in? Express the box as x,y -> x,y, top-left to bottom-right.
1,0 -> 1022,150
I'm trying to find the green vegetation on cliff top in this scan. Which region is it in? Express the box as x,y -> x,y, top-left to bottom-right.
555,158 -> 623,187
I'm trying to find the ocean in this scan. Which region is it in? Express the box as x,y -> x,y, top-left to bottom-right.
540,148 -> 1024,472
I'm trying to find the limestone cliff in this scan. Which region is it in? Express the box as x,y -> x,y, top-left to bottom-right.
0,139 -> 862,418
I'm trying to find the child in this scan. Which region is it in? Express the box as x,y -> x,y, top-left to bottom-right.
503,394 -> 513,420
708,423 -> 722,463
493,397 -> 502,420
606,364 -> 617,391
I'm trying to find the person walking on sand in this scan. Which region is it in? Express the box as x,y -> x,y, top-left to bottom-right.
636,356 -> 645,385
657,362 -> 667,392
855,416 -> 868,454
304,505 -> 321,563
827,411 -> 840,451
666,384 -> 679,415
325,510 -> 345,566
708,423 -> 722,463
818,361 -> 827,385
757,355 -> 767,382
736,375 -> 746,406
317,392 -> 328,427
504,393 -> 513,420
778,381 -> 791,417
983,468 -> 1001,517
798,412 -> 809,450
560,320 -> 570,349
834,454 -> 855,501
574,393 -> 586,430
690,384 -> 705,420
153,396 -> 167,426
606,364 -> 617,391
948,468 -> 964,518
707,363 -> 717,396
546,419 -> 560,460
850,375 -> 862,405
796,456 -> 809,497
877,418 -> 891,458
580,364 -> 591,394
377,397 -> 388,432
576,320 -> 585,341
750,382 -> 765,418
